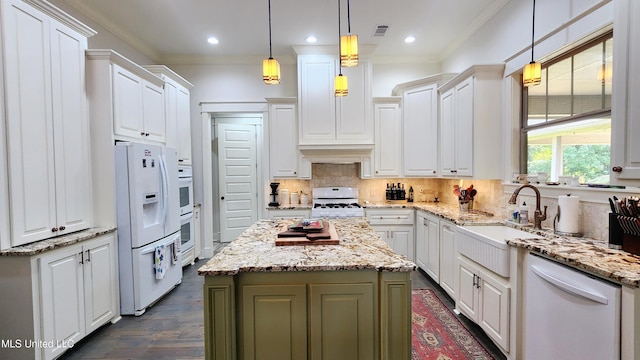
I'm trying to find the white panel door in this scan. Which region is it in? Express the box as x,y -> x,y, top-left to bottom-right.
177,87 -> 192,164
84,234 -> 118,334
218,123 -> 258,242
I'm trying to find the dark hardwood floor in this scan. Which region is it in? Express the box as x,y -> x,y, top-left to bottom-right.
62,256 -> 506,359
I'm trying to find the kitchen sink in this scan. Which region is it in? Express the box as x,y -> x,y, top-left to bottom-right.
456,225 -> 543,277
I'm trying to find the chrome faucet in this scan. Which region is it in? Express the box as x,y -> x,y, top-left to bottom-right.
508,184 -> 547,230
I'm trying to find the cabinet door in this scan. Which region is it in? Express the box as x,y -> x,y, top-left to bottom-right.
453,79 -> 474,177
456,256 -> 478,321
371,226 -> 390,247
113,64 -> 144,139
142,80 -> 166,143
415,215 -> 428,271
391,226 -> 415,261
374,102 -> 402,177
478,271 -> 510,351
403,84 -> 439,176
298,55 -> 336,143
40,245 -> 85,360
309,283 -> 375,360
611,0 -> 640,182
50,18 -> 92,236
269,102 -> 299,178
177,86 -> 192,164
440,88 -> 456,176
4,0 -> 58,245
163,80 -> 178,149
83,234 -> 118,334
424,216 -> 440,282
439,221 -> 457,299
240,284 -> 307,360
336,59 -> 372,142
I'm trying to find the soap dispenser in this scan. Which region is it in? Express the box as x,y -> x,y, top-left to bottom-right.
519,201 -> 529,224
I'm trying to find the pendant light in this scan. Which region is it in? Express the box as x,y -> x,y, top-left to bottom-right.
335,0 -> 348,96
340,0 -> 358,67
523,0 -> 541,87
262,0 -> 280,84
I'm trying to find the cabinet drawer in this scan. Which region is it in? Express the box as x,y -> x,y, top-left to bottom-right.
366,209 -> 414,225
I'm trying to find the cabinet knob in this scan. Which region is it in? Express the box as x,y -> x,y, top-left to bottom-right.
59,226 -> 66,231
612,166 -> 623,173
140,132 -> 146,136
432,170 -> 436,174
145,133 -> 150,137
51,227 -> 59,232
221,196 -> 225,200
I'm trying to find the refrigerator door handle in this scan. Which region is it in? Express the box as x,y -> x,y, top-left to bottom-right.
159,153 -> 169,228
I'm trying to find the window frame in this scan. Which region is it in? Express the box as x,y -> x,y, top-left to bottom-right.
519,31 -> 613,175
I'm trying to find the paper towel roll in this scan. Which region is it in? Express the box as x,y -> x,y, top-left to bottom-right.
557,195 -> 579,234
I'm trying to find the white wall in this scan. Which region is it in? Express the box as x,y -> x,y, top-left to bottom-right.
442,0 -> 613,75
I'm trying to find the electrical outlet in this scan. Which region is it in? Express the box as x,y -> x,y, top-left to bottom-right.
419,188 -> 425,194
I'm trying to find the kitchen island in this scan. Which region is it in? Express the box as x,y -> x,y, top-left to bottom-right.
198,218 -> 415,360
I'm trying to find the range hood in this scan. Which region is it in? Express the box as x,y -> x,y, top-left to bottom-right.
298,144 -> 373,164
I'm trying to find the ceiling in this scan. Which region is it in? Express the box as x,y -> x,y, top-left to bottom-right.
63,0 -> 510,64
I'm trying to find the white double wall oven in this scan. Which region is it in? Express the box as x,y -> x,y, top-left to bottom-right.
179,165 -> 195,265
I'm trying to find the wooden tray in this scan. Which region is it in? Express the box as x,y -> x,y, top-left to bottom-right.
275,221 -> 339,246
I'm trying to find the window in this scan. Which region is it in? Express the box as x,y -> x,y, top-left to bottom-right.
522,32 -> 612,184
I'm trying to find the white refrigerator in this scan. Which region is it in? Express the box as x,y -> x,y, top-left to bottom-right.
115,142 -> 182,316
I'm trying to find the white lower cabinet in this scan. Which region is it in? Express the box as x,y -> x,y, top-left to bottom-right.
415,211 -> 457,299
0,233 -> 119,360
367,209 -> 414,260
415,211 -> 439,281
456,255 -> 510,352
439,220 -> 457,299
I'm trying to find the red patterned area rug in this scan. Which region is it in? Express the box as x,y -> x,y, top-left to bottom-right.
412,289 -> 495,360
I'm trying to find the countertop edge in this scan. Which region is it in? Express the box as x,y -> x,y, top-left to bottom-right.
0,227 -> 117,256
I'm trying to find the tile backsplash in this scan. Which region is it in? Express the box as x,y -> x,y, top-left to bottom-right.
272,163 -> 610,240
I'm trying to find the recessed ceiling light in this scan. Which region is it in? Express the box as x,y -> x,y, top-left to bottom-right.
404,36 -> 416,44
306,35 -> 317,43
207,36 -> 219,45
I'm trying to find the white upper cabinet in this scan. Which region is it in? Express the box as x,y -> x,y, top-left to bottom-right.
611,0 -> 640,183
87,49 -> 166,144
144,65 -> 195,165
438,65 -> 504,179
295,46 -> 373,145
268,98 -> 301,178
393,75 -> 453,177
1,0 -> 95,248
373,97 -> 402,177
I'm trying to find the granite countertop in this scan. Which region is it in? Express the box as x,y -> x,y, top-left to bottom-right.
198,218 -> 416,276
368,201 -> 640,288
0,227 -> 117,256
365,201 -> 500,225
506,236 -> 640,288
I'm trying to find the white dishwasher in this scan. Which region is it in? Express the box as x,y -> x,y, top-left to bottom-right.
525,253 -> 621,360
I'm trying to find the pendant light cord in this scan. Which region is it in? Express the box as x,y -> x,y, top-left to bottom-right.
530,0 -> 536,62
268,0 -> 273,58
337,0 -> 342,73
347,0 -> 351,34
